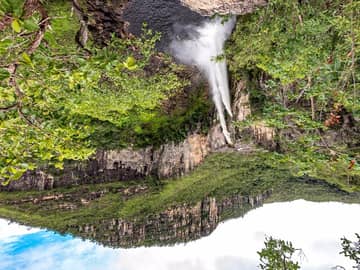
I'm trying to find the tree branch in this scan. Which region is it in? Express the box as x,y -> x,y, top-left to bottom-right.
7,64 -> 25,98
26,4 -> 50,55
3,0 -> 50,130
72,0 -> 91,54
0,103 -> 18,112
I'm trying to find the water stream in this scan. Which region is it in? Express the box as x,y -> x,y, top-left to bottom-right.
124,1 -> 235,144
1,200 -> 359,270
170,17 -> 236,144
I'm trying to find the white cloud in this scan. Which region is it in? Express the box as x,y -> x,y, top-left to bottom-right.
115,200 -> 360,270
1,200 -> 359,270
0,219 -> 40,240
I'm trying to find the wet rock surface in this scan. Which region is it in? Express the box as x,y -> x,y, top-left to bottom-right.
77,0 -> 206,50
123,0 -> 205,50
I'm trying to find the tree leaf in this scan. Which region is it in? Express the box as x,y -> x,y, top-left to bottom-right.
23,19 -> 39,31
123,56 -> 138,70
0,68 -> 10,81
126,64 -> 138,71
126,56 -> 136,67
11,19 -> 21,33
22,52 -> 34,68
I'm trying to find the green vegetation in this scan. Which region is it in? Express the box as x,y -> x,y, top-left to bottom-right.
258,237 -> 301,270
0,0 -> 212,183
227,0 -> 360,188
0,152 -> 359,233
341,233 -> 360,267
1,0 -> 358,190
118,152 -> 284,219
258,235 -> 360,269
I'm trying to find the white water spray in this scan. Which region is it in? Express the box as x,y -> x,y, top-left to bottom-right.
170,16 -> 236,145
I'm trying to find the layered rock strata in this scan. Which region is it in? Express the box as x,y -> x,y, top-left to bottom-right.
73,191 -> 271,248
2,126 -> 226,191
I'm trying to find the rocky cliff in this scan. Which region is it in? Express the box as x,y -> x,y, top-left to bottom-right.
71,191 -> 271,248
2,125 -> 226,191
231,80 -> 277,150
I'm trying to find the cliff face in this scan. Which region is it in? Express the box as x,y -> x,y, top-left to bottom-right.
180,0 -> 267,16
75,0 -> 131,45
71,191 -> 271,248
231,80 -> 277,150
2,126 -> 226,191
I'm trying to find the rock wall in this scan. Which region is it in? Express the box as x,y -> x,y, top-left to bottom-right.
251,121 -> 277,150
232,80 -> 251,122
2,126 -> 226,191
72,191 -> 272,248
76,0 -> 131,45
180,0 -> 267,16
231,80 -> 277,149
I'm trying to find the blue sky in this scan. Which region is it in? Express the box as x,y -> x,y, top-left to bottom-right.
0,224 -> 118,270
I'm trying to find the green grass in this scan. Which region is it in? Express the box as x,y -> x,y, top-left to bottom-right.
1,151 -> 358,234
0,181 -> 132,231
119,152 -> 289,219
268,178 -> 359,204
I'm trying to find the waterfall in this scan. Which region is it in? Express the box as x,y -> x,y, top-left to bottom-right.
169,16 -> 236,145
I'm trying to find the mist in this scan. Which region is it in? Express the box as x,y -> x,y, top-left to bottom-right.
169,16 -> 236,144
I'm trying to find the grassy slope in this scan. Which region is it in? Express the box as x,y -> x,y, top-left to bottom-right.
0,152 -> 359,233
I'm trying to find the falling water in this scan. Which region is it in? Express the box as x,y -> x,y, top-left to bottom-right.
170,16 -> 236,145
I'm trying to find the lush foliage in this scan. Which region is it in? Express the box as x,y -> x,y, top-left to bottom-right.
341,233 -> 360,269
258,235 -> 360,270
227,0 -> 360,188
0,0 -> 187,183
258,237 -> 301,270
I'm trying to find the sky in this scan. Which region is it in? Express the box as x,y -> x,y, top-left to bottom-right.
0,200 -> 359,270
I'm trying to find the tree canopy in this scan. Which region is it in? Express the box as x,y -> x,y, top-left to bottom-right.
227,0 -> 360,189
0,0 -> 186,184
